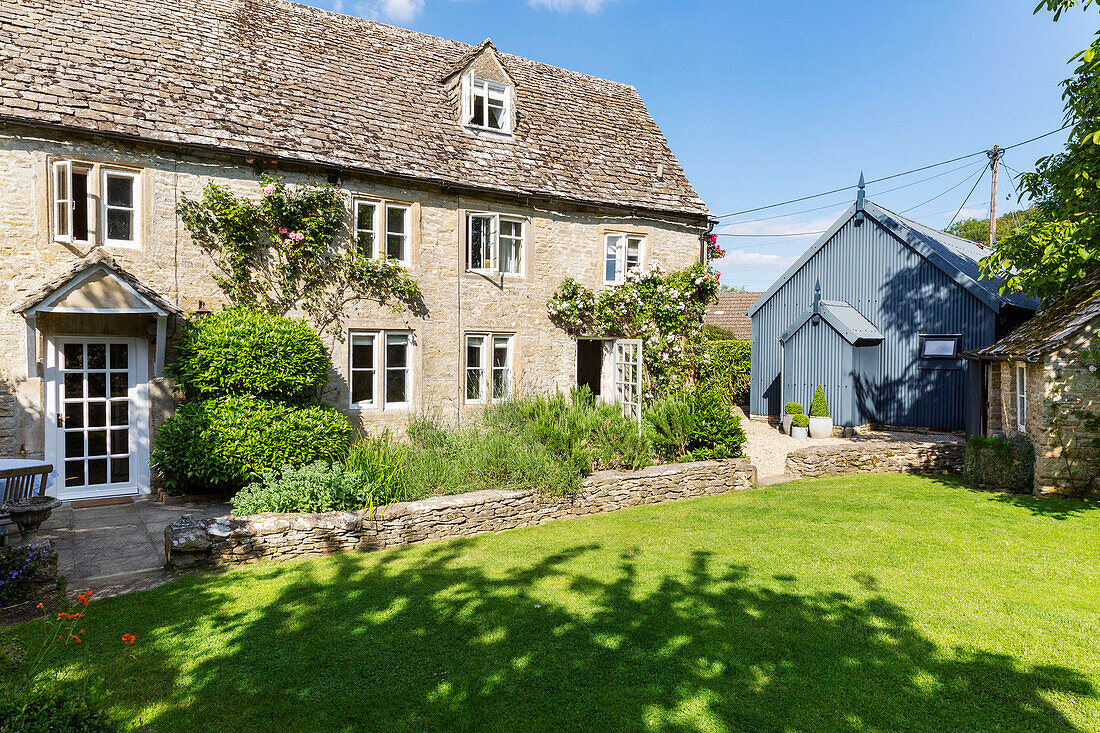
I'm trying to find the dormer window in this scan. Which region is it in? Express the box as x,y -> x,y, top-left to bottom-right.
464,75 -> 511,133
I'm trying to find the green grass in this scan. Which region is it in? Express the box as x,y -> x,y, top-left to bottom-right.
6,474 -> 1100,732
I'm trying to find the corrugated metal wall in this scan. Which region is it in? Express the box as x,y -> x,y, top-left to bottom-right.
750,214 -> 995,429
781,319 -> 854,424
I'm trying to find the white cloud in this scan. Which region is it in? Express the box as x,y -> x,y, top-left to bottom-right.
528,0 -> 614,12
355,0 -> 424,22
717,251 -> 799,270
715,210 -> 844,238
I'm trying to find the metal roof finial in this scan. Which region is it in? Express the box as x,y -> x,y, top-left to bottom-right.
813,279 -> 822,325
855,171 -> 866,227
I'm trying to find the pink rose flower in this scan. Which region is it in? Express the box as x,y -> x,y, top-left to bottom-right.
262,184 -> 277,196
278,227 -> 288,235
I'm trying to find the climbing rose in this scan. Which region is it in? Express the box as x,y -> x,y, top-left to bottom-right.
262,184 -> 277,196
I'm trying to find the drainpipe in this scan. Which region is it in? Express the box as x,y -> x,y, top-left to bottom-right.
700,217 -> 718,265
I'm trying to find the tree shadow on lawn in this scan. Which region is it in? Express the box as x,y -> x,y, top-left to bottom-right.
914,473 -> 1100,521
110,542 -> 1093,732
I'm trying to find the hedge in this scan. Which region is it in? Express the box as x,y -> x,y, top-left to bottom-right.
963,435 -> 1035,493
152,395 -> 352,494
698,339 -> 751,407
169,308 -> 331,403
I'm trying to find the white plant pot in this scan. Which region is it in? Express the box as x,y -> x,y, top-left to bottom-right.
781,414 -> 795,435
791,425 -> 809,439
808,416 -> 833,439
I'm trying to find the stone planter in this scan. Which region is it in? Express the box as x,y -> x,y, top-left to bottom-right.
791,425 -> 809,439
808,416 -> 833,439
2,496 -> 62,545
781,414 -> 797,435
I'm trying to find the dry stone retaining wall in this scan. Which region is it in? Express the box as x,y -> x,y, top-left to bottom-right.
166,459 -> 757,568
785,440 -> 965,478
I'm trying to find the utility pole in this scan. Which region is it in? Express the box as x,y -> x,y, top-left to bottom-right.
987,145 -> 1003,248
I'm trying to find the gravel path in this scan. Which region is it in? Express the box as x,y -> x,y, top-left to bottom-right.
735,407 -> 960,482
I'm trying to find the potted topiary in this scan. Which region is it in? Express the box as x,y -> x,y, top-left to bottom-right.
790,413 -> 809,439
808,385 -> 833,438
782,402 -> 804,436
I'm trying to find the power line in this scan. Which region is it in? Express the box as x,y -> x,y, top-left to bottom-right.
717,230 -> 825,238
948,166 -> 988,228
900,165 -> 987,214
713,124 -> 1070,220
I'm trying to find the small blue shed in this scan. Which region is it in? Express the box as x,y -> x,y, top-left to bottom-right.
748,193 -> 1036,433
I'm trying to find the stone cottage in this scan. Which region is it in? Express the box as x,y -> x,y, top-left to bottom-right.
968,270 -> 1100,496
0,0 -> 711,501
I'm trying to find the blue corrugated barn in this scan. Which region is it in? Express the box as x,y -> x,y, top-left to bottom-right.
748,194 -> 1036,433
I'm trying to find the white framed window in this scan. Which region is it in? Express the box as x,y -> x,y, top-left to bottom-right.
349,330 -> 412,409
465,333 -> 513,403
466,213 -> 524,274
1016,364 -> 1027,431
920,335 -> 960,359
353,200 -> 378,258
385,204 -> 410,263
604,233 -> 644,284
51,160 -> 92,244
101,169 -> 140,248
464,75 -> 511,133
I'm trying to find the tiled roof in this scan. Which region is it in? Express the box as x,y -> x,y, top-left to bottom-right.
704,292 -> 762,339
0,0 -> 709,218
968,269 -> 1100,362
12,251 -> 182,315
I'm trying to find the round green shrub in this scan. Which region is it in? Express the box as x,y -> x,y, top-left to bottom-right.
152,395 -> 352,494
964,435 -> 1035,493
784,402 -> 804,415
169,308 -> 331,403
791,413 -> 809,428
810,385 -> 830,417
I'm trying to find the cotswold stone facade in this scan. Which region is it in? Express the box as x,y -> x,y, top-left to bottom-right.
165,459 -> 757,568
971,270 -> 1100,497
0,1 -> 711,500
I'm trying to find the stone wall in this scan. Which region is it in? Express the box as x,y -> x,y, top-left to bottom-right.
785,440 -> 965,478
165,459 -> 757,568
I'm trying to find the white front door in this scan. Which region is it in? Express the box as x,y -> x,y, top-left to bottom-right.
612,338 -> 643,421
45,337 -> 149,500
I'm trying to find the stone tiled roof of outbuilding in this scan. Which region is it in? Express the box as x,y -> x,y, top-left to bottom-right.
968,269 -> 1100,362
704,292 -> 762,339
0,0 -> 708,218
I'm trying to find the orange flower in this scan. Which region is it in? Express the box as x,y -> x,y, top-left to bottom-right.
70,613 -> 84,619
69,633 -> 82,643
35,603 -> 43,610
122,634 -> 136,644
77,590 -> 93,606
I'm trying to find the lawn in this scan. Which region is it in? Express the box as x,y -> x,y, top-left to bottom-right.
6,474 -> 1100,732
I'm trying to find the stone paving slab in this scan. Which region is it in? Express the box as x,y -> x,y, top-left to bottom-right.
35,497 -> 230,599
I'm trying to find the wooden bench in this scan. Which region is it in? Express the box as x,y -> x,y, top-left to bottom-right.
0,463 -> 53,543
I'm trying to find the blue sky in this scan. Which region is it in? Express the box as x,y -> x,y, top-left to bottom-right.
311,0 -> 1094,290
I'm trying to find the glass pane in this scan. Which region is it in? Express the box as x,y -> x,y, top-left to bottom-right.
922,339 -> 957,358
110,343 -> 128,369
56,164 -> 69,199
605,255 -> 618,283
55,200 -> 69,236
88,373 -> 107,399
627,238 -> 642,269
65,401 -> 84,429
471,90 -> 486,126
110,457 -> 129,484
500,240 -> 516,273
351,337 -> 374,369
466,369 -> 482,400
386,337 -> 408,368
87,343 -> 106,369
469,217 -> 490,269
110,400 -> 128,426
386,370 -> 407,404
65,431 -> 84,459
357,231 -> 375,258
107,209 -> 133,241
110,372 -> 128,398
88,402 -> 106,428
106,175 -> 133,207
110,428 -> 128,456
87,430 -> 108,457
488,101 -> 505,130
386,206 -> 406,235
356,202 -> 376,231
64,373 -> 83,400
492,369 -> 508,399
64,343 -> 83,370
87,458 -> 108,486
65,460 -> 84,488
387,234 -> 404,261
351,371 -> 374,404
72,171 -> 89,240
493,339 -> 509,368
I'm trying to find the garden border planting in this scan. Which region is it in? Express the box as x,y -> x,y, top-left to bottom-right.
165,458 -> 757,568
785,439 -> 965,478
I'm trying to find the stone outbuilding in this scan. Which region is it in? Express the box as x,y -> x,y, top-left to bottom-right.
968,270 -> 1100,496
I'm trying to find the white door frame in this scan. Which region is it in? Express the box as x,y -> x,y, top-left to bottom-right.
44,336 -> 150,500
612,338 -> 643,422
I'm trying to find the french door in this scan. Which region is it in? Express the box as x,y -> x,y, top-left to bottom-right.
613,339 -> 642,421
45,338 -> 148,500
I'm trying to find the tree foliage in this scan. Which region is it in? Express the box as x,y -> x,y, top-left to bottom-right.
177,175 -> 423,337
981,4 -> 1100,301
946,208 -> 1039,246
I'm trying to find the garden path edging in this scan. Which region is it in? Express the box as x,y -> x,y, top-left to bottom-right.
165,459 -> 757,568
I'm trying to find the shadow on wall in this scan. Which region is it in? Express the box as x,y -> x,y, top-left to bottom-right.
64,541 -> 1092,731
